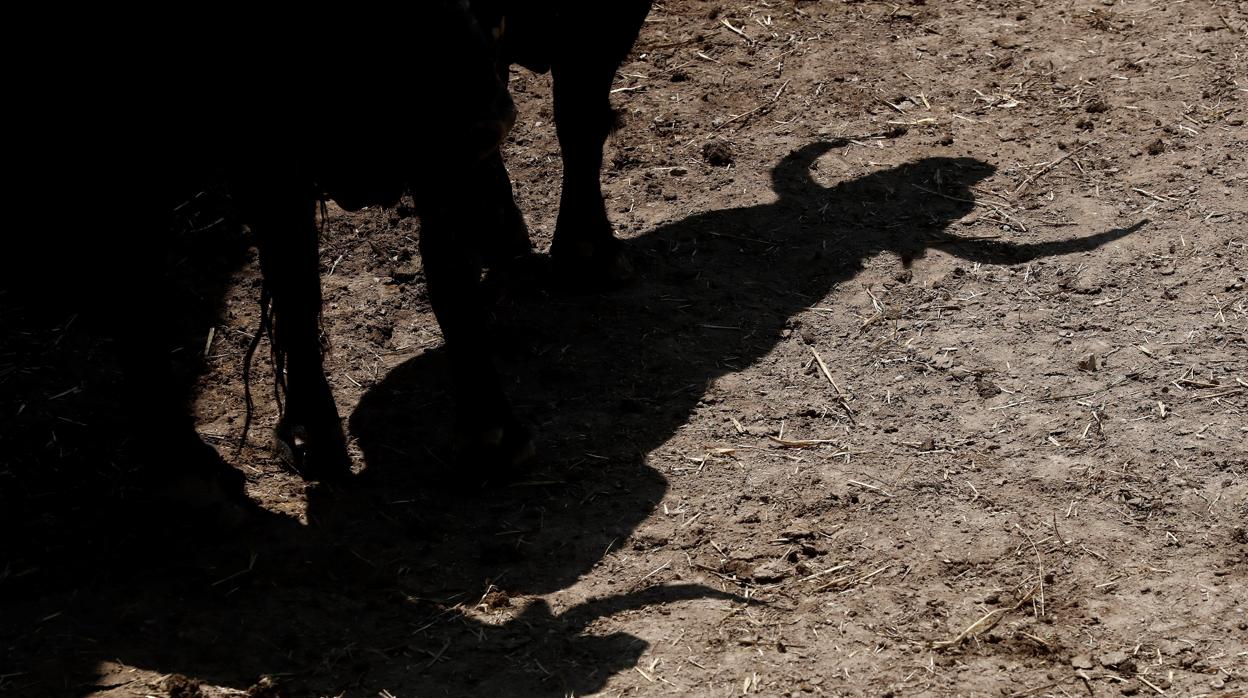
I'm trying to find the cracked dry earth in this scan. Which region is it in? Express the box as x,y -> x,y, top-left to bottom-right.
3,0 -> 1246,696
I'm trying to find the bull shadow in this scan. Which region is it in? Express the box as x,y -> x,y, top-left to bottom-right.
345,143 -> 1141,598
305,144 -> 1139,692
1,144 -> 1142,697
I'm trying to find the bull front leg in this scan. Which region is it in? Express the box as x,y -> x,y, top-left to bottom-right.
245,182 -> 352,482
416,196 -> 533,470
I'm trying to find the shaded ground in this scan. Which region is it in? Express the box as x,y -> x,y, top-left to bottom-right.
3,0 -> 1246,696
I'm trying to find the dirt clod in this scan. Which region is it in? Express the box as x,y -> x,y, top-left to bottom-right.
702,140 -> 735,166
165,675 -> 204,698
245,677 -> 282,698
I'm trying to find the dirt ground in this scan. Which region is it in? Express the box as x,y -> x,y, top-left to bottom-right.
3,0 -> 1247,696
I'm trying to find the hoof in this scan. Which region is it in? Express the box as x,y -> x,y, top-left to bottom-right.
481,251 -> 549,299
272,418 -> 353,483
551,237 -> 633,292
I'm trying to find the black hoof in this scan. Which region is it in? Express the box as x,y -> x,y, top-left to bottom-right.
273,418 -> 353,483
481,251 -> 549,300
551,237 -> 633,292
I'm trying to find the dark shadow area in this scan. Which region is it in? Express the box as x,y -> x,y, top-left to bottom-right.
0,183 -> 255,578
0,144 -> 1141,696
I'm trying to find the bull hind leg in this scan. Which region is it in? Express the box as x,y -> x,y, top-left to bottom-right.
548,62 -> 633,288
246,187 -> 352,482
416,198 -> 534,471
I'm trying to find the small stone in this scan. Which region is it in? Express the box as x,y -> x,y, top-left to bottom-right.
750,561 -> 791,583
1100,650 -> 1131,669
1072,654 -> 1095,670
720,559 -> 752,577
1119,680 -> 1140,696
1078,354 -> 1099,372
975,376 -> 1002,398
631,528 -> 671,550
389,263 -> 421,284
736,512 -> 761,524
779,523 -> 816,540
1146,138 -> 1166,155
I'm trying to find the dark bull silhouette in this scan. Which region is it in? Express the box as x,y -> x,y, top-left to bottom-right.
194,1 -> 654,490
9,1 -> 652,502
3,146 -> 1142,696
5,4 -> 656,533
248,1 -> 655,482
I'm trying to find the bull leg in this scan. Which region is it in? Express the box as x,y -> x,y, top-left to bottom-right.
549,63 -> 632,287
417,202 -> 533,469
249,190 -> 351,482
